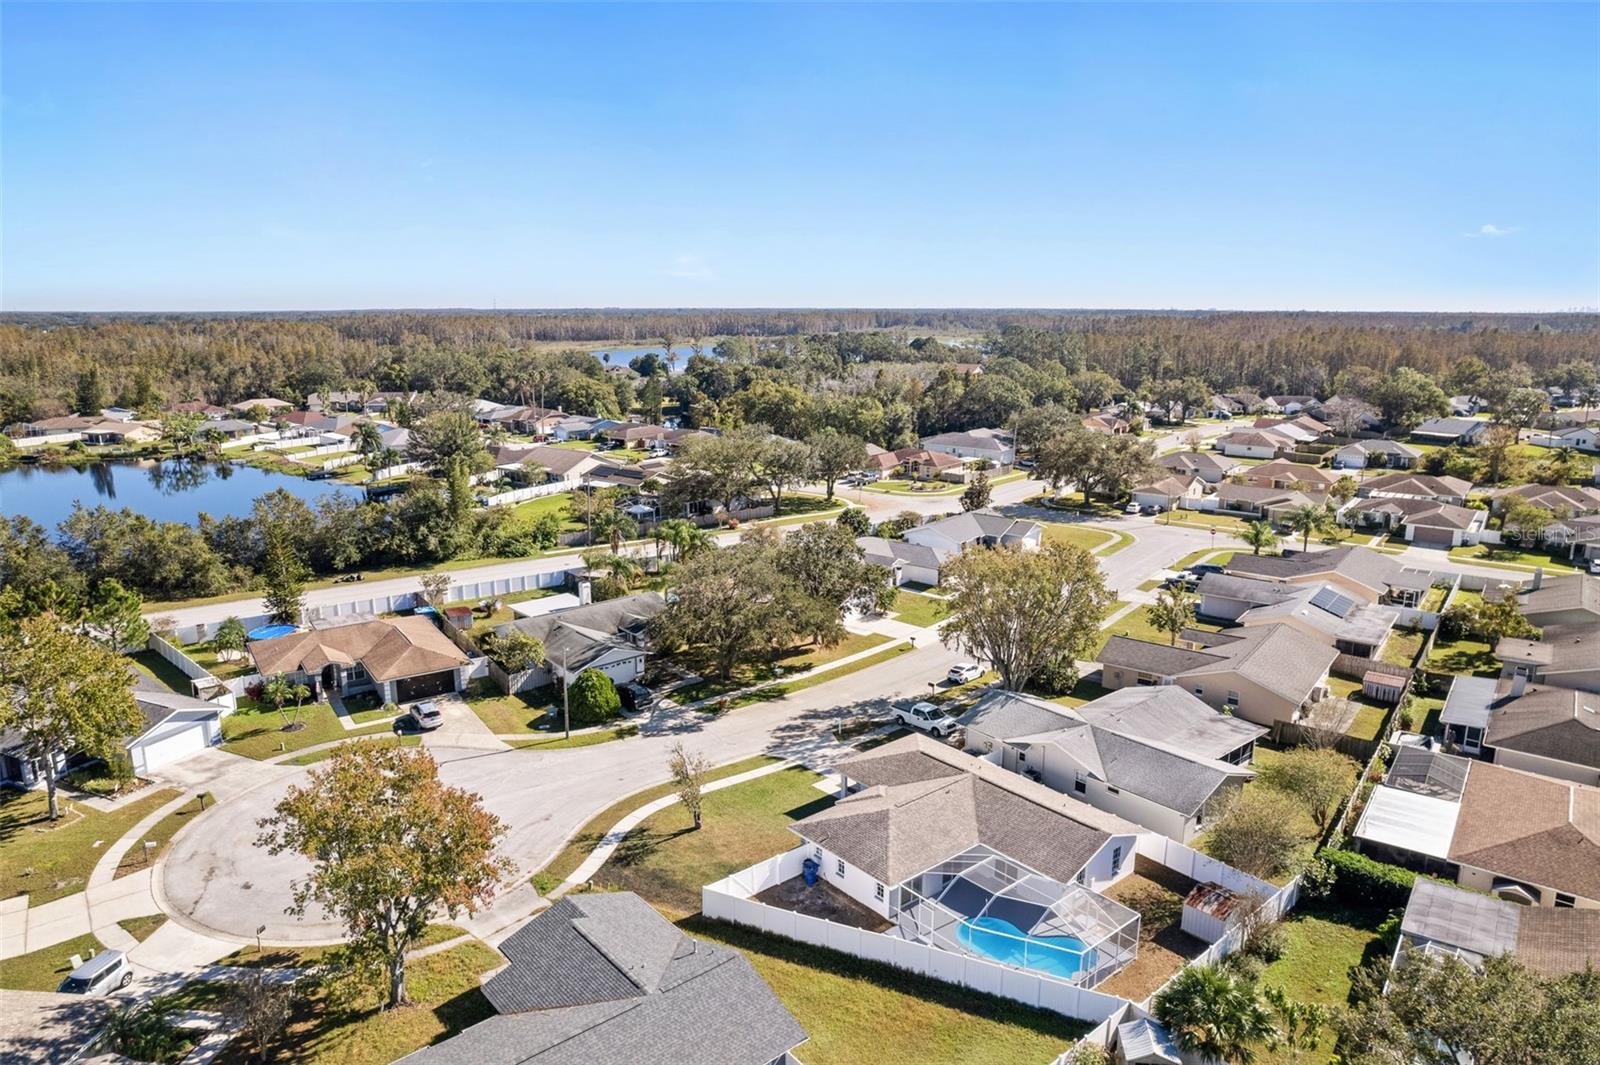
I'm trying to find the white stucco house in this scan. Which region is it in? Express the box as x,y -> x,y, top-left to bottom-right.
919,428 -> 1015,466
902,511 -> 1042,556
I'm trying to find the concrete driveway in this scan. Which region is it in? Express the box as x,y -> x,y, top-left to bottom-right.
158,635 -> 961,942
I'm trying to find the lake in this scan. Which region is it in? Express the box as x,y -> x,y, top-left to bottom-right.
0,460 -> 356,530
589,344 -> 718,371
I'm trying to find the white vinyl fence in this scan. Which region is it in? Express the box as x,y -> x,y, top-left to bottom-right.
479,481 -> 570,507
702,847 -> 1130,1026
370,460 -> 424,481
321,453 -> 362,470
143,633 -> 237,711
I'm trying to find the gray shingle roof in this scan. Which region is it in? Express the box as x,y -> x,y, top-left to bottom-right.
1225,545 -> 1412,598
1099,624 -> 1338,707
495,593 -> 664,672
916,510 -> 1040,544
1483,686 -> 1600,769
1157,451 -> 1236,475
1072,686 -> 1266,762
854,536 -> 949,571
1013,726 -> 1250,816
1197,572 -> 1301,607
958,690 -> 1077,741
404,893 -> 806,1065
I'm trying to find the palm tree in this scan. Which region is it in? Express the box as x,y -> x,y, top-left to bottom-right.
1147,585 -> 1195,646
589,506 -> 639,554
655,518 -> 698,562
1154,964 -> 1276,1065
1237,520 -> 1281,556
353,420 -> 384,464
1284,503 -> 1332,551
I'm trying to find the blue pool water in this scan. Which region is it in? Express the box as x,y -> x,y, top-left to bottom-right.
956,917 -> 1093,980
247,624 -> 299,641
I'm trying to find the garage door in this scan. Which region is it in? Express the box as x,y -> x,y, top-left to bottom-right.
1411,525 -> 1456,546
396,670 -> 457,702
133,722 -> 210,774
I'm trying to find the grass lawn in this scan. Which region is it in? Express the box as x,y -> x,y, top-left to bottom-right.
221,702 -> 400,760
530,755 -> 782,893
1449,587 -> 1485,611
1093,605 -> 1221,656
1254,903 -> 1394,1065
0,932 -> 107,991
463,682 -> 559,734
890,590 -> 950,629
238,939 -> 503,1065
1419,585 -> 1448,613
1196,747 -> 1352,882
179,642 -> 257,681
1379,628 -> 1426,668
1032,490 -> 1122,516
130,649 -> 195,694
500,491 -> 583,533
671,632 -> 894,705
1157,510 -> 1251,533
717,643 -> 912,710
1410,694 -> 1447,736
1424,635 -> 1501,677
1040,523 -> 1114,552
1448,543 -> 1579,572
1041,676 -> 1114,707
1171,547 -> 1239,571
1325,675 -> 1392,739
861,478 -> 964,497
684,917 -> 1090,1065
115,792 -> 212,879
507,727 -> 635,751
282,735 -> 422,766
1,787 -> 181,904
589,766 -> 833,918
117,915 -> 168,943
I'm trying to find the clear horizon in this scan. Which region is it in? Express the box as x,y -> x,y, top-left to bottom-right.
4,2 -> 1597,313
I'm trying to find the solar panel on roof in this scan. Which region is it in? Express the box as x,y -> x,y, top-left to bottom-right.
1310,586 -> 1357,617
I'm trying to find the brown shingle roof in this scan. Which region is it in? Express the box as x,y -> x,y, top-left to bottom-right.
248,617 -> 468,683
1449,761 -> 1600,902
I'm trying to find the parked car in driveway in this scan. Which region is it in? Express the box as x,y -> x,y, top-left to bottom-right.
1123,502 -> 1141,514
894,701 -> 960,738
408,701 -> 444,731
618,682 -> 655,712
947,663 -> 984,684
58,950 -> 132,995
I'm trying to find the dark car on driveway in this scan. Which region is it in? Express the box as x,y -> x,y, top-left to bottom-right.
618,682 -> 655,712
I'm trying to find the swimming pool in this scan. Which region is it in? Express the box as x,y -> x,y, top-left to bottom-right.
956,916 -> 1094,980
246,623 -> 299,641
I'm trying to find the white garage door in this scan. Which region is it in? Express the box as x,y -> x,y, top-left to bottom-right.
133,721 -> 211,774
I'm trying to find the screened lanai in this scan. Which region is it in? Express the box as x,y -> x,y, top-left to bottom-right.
893,848 -> 1140,988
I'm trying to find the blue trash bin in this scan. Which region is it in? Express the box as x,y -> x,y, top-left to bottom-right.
801,858 -> 820,886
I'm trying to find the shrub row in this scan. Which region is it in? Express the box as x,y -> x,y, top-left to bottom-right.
1318,847 -> 1418,909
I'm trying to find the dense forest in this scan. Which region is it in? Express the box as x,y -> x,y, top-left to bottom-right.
2,310 -> 1595,431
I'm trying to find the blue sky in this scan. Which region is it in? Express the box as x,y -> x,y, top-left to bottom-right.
3,2 -> 1596,312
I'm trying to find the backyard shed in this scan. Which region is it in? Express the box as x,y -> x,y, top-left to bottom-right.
1362,671 -> 1406,704
1180,881 -> 1244,943
1115,1017 -> 1183,1065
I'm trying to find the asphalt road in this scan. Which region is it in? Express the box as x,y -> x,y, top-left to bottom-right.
158,633 -> 963,942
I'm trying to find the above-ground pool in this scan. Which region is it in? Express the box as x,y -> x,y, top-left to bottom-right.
246,623 -> 299,641
956,916 -> 1094,980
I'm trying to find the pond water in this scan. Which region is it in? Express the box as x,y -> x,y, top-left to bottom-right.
589,344 -> 718,371
0,460 -> 355,529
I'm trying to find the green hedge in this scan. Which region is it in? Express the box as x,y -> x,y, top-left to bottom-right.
1318,847 -> 1418,909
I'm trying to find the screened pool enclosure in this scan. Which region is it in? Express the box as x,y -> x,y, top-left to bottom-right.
892,848 -> 1140,988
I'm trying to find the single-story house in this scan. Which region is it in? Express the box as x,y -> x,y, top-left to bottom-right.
1333,439 -> 1421,470
1156,450 -> 1243,484
1492,573 -> 1600,628
1267,395 -> 1318,415
1450,396 -> 1485,417
1251,416 -> 1326,444
605,423 -> 670,447
1233,460 -> 1341,492
487,592 -> 664,692
1207,394 -> 1248,418
487,443 -> 602,486
1234,582 -> 1401,658
1487,483 -> 1600,519
855,536 -> 949,588
860,443 -> 900,479
1529,425 -> 1600,452
1213,429 -> 1291,460
229,397 -> 294,415
549,415 -> 604,441
164,400 -> 231,419
1196,572 -> 1303,621
894,448 -> 968,483
1219,391 -> 1266,414
920,428 -> 1015,466
1357,472 -> 1473,506
1082,413 -> 1130,435
1097,622 -> 1337,729
902,510 -> 1042,556
488,405 -> 567,437
1452,679 -> 1600,785
76,418 -> 161,445
397,892 -> 807,1065
958,688 -> 1264,842
1397,878 -> 1600,976
1209,483 -> 1323,523
1354,747 -> 1600,908
1342,496 -> 1486,547
125,689 -> 226,775
1410,417 -> 1489,446
247,615 -> 471,704
1226,544 -> 1434,608
794,734 -> 1143,987
1495,623 -> 1600,694
1130,474 -> 1204,512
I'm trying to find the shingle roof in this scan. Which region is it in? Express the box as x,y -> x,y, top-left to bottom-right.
248,616 -> 468,683
915,510 -> 1040,544
1496,622 -> 1600,673
496,593 -> 664,672
1224,545 -> 1411,598
404,892 -> 806,1065
801,735 -> 1137,884
1012,725 -> 1251,816
1099,625 -> 1337,707
1413,417 -> 1486,438
958,690 -> 1077,741
1347,496 -> 1481,530
854,536 -> 950,571
1196,572 -> 1302,607
1519,575 -> 1600,621
1449,761 -> 1600,902
1157,451 -> 1236,476
1072,685 -> 1266,762
1489,483 -> 1600,514
1483,685 -> 1600,769
1360,472 -> 1473,499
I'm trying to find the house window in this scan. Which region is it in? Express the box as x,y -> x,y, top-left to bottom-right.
1075,869 -> 1086,886
1111,846 -> 1123,873
1225,691 -> 1240,708
1193,687 -> 1204,697
835,859 -> 846,879
813,848 -> 822,863
1073,773 -> 1087,794
1016,751 -> 1027,763
1555,893 -> 1576,908
1106,785 -> 1120,794
874,882 -> 885,902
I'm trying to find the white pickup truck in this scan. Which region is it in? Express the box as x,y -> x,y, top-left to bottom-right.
894,701 -> 961,739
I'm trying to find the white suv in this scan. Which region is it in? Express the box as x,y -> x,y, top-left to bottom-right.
895,701 -> 960,738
